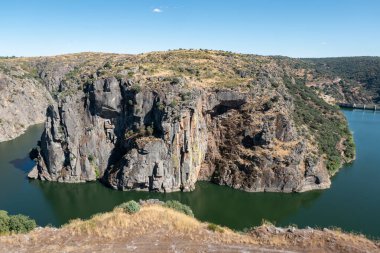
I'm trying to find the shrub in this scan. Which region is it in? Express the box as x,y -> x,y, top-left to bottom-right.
0,211 -> 10,234
207,223 -> 224,233
169,100 -> 178,108
283,76 -> 355,171
180,91 -> 192,101
124,130 -> 135,139
117,200 -> 141,214
157,102 -> 165,111
170,77 -> 182,85
261,219 -> 275,226
103,62 -> 112,69
164,200 -> 194,217
88,154 -> 95,162
7,214 -> 36,234
146,125 -> 154,136
130,84 -> 142,93
94,166 -> 100,178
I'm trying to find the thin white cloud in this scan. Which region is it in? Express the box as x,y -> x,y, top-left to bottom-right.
153,8 -> 162,13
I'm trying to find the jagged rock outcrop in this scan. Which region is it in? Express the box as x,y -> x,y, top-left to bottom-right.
30,78 -> 331,192
0,50 -> 352,192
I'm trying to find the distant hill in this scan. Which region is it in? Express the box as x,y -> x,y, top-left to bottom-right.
301,57 -> 380,104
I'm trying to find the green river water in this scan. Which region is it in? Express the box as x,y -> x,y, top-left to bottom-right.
0,109 -> 379,238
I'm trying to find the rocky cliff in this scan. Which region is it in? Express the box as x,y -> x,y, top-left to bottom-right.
0,60 -> 53,142
1,51 -> 354,192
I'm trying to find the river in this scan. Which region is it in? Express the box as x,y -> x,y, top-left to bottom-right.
0,109 -> 379,238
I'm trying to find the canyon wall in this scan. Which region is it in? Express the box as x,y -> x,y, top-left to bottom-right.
0,51 -> 354,192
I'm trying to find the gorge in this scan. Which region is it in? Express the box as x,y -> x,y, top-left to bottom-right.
1,50 -> 380,240
0,50 -> 356,194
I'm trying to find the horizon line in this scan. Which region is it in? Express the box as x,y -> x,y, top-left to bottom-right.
1,49 -> 379,59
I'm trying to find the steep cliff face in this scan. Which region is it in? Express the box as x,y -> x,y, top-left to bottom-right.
31,79 -> 330,192
0,50 -> 352,192
0,63 -> 53,142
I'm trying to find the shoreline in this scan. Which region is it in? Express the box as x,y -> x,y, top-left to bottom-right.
0,121 -> 45,143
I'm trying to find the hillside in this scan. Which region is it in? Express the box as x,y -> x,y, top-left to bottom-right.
290,57 -> 380,105
0,202 -> 378,253
0,50 -> 355,193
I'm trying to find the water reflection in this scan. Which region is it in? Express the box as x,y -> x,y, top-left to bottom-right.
1,109 -> 380,238
31,179 -> 322,230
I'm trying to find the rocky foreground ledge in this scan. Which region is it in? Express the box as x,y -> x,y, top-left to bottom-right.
1,50 -> 355,192
0,202 -> 378,253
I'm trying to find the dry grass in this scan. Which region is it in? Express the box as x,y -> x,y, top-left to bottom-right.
64,205 -> 201,238
0,205 -> 379,252
63,205 -> 250,244
250,224 -> 380,253
0,49 -> 272,90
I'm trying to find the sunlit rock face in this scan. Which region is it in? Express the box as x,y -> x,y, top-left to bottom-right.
22,51 -> 353,192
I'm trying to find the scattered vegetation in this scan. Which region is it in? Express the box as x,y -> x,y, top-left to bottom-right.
163,200 -> 194,217
303,57 -> 380,103
284,77 -> 355,172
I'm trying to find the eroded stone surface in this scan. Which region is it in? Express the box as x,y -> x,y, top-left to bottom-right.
0,51 -> 352,192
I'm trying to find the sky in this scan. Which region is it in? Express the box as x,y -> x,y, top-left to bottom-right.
0,0 -> 379,58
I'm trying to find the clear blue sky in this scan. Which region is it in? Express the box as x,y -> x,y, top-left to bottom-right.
0,0 -> 379,57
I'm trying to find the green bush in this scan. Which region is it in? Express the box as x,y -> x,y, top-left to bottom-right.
169,100 -> 178,107
0,211 -> 10,234
8,215 -> 37,233
164,200 -> 194,217
103,62 -> 112,69
88,154 -> 95,162
117,200 -> 141,214
130,84 -> 142,93
0,211 -> 36,234
284,77 -> 355,171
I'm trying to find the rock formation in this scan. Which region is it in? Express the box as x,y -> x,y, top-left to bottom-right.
0,68 -> 53,142
1,51 -> 354,192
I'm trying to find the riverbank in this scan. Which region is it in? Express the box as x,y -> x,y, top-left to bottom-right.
0,204 -> 378,253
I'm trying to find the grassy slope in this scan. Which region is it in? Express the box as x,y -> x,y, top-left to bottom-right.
0,205 -> 378,253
